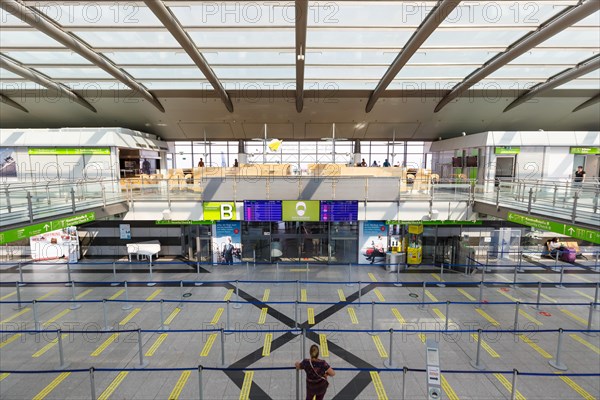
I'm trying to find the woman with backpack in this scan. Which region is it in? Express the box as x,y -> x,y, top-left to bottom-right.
295,344 -> 335,400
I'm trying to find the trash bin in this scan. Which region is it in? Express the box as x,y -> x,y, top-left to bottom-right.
386,252 -> 405,272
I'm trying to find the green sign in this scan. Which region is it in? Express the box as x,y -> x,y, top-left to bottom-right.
507,212 -> 600,244
0,212 -> 95,245
386,220 -> 483,226
28,148 -> 110,155
203,202 -> 236,220
495,147 -> 520,155
570,147 -> 599,155
282,201 -> 320,221
155,220 -> 213,225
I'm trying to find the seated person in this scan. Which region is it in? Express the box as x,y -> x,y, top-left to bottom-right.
366,236 -> 385,264
545,237 -> 564,257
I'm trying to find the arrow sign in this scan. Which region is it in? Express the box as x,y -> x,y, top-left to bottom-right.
507,212 -> 600,244
567,227 -> 575,235
43,224 -> 50,231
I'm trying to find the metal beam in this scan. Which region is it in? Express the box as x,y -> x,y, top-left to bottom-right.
0,93 -> 28,112
365,0 -> 461,113
143,0 -> 233,112
0,0 -> 165,112
573,93 -> 600,112
295,0 -> 308,113
0,54 -> 96,112
434,0 -> 599,113
504,55 -> 600,112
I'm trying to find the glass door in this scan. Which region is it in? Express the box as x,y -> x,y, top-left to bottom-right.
182,225 -> 212,262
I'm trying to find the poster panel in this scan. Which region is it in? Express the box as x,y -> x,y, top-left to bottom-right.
358,221 -> 388,264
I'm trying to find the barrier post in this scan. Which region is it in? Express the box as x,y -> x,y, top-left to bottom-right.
225,300 -> 233,335
306,262 -> 309,282
65,263 -> 72,287
159,299 -> 169,331
198,365 -> 203,400
445,301 -> 450,331
220,328 -> 226,367
57,329 -> 68,369
518,251 -> 523,272
346,263 -> 353,287
481,262 -> 486,282
594,282 -> 599,311
147,260 -> 156,287
437,263 -> 446,288
233,280 -> 242,309
477,281 -> 484,309
13,281 -> 24,310
383,328 -> 394,368
195,258 -> 203,286
122,281 -> 133,310
275,262 -> 279,286
548,328 -> 568,371
534,282 -> 542,310
358,281 -> 362,308
302,328 -> 306,357
583,302 -> 597,337
102,299 -> 112,331
469,328 -> 486,370
295,368 -> 300,400
296,280 -> 300,303
401,366 -> 408,400
513,301 -> 520,334
111,262 -> 119,286
32,300 -> 40,331
555,265 -> 565,288
69,281 -> 81,310
511,264 -> 518,288
419,282 -> 426,309
510,369 -> 519,400
394,261 -> 403,287
135,329 -> 148,368
179,280 -> 185,308
292,301 -> 300,335
89,367 -> 96,400
17,262 -> 25,286
368,301 -> 376,336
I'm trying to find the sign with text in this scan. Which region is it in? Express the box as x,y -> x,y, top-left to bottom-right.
386,220 -> 482,226
28,148 -> 110,155
507,212 -> 600,244
0,212 -> 95,245
570,147 -> 599,155
282,201 -> 319,221
155,220 -> 213,225
203,202 -> 236,220
494,147 -> 520,155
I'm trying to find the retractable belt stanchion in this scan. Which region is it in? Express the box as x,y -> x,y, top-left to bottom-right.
198,365 -> 204,400
437,263 -> 445,287
583,302 -> 597,337
358,281 -> 362,308
160,299 -> 169,331
102,299 -> 113,331
445,301 -> 450,331
31,299 -> 40,332
179,280 -> 185,308
275,262 -> 280,286
594,283 -> 599,311
225,300 -> 233,335
135,328 -> 149,369
368,301 -> 376,336
147,259 -> 156,287
111,262 -> 119,286
477,281 -> 484,309
69,281 -> 81,310
419,282 -> 426,309
533,282 -> 542,310
292,301 -> 300,335
383,328 -> 394,368
295,368 -> 300,400
122,281 -> 133,311
548,328 -> 568,371
220,328 -> 226,368
401,366 -> 408,400
470,328 -> 486,370
57,329 -> 68,370
510,369 -> 519,400
13,281 -> 24,310
17,262 -> 25,286
89,367 -> 96,400
555,264 -> 565,289
513,302 -> 520,333
232,280 -> 242,309
65,263 -> 72,287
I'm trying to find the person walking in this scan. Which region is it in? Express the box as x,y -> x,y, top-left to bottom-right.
295,345 -> 335,400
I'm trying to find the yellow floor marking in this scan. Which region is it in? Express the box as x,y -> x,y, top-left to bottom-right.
319,334 -> 329,357
495,274 -> 512,283
289,268 -> 309,272
441,375 -> 460,400
337,289 -> 346,302
431,273 -> 443,282
529,289 -> 558,303
32,372 -> 71,400
432,308 -> 447,324
307,308 -> 315,325
223,289 -> 233,301
533,273 -> 553,283
262,289 -> 270,302
372,335 -> 388,358
457,288 -> 476,301
425,290 -> 438,302
210,308 -> 224,325
560,309 -> 587,326
348,307 -> 358,324
0,333 -> 21,349
32,334 -> 69,358
145,333 -> 168,357
119,308 -> 141,325
98,371 -> 128,400
374,289 -> 385,302
168,370 -> 191,400
258,307 -> 268,324
0,372 -> 9,381
145,289 -> 162,301
572,275 -> 592,283
497,289 -> 520,302
43,309 -> 71,327
200,333 -> 217,357
262,333 -> 273,356
574,290 -> 595,301
418,333 -> 426,343
517,334 -> 552,359
476,309 -> 500,326
239,371 -> 254,400
0,291 -> 16,300
37,289 -> 60,301
391,308 -> 405,324
370,371 -> 389,400
164,307 -> 181,325
368,272 -> 377,282
557,374 -> 596,400
470,334 -> 500,358
108,289 -> 125,300
494,373 -> 526,400
91,333 -> 120,356
569,333 -> 600,355
519,310 -> 543,326
0,307 -> 31,324
75,289 -> 93,300
301,289 -> 307,302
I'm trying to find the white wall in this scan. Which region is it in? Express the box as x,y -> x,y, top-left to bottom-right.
543,147 -> 574,181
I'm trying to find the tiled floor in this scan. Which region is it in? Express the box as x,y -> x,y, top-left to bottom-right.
0,258 -> 599,399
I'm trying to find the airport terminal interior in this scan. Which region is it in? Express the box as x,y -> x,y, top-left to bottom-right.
1,1 -> 600,399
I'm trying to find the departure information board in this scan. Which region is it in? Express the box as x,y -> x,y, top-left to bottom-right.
244,200 -> 282,221
320,201 -> 358,221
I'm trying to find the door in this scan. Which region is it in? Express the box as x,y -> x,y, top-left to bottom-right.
181,225 -> 211,262
495,157 -> 515,180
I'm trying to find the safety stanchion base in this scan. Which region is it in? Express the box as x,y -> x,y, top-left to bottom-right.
232,303 -> 243,309
159,326 -> 170,331
69,304 -> 82,310
383,360 -> 394,369
64,283 -> 72,287
110,282 -> 119,287
134,361 -> 149,369
121,305 -> 133,311
368,332 -> 377,336
224,331 -> 234,336
554,285 -> 565,289
548,360 -> 568,371
17,283 -> 26,287
291,329 -> 301,336
147,282 -> 157,287
469,360 -> 486,371
393,283 -> 403,287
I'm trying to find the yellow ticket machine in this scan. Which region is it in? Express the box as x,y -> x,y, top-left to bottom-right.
407,224 -> 423,265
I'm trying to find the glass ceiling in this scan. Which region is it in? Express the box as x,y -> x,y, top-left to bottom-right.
1,1 -> 598,91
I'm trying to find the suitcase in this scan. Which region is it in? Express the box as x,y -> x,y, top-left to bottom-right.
560,248 -> 576,263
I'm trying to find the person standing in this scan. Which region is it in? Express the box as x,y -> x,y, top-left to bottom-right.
573,165 -> 586,189
360,159 -> 367,167
198,158 -> 205,167
233,159 -> 239,167
383,159 -> 391,167
295,345 -> 335,400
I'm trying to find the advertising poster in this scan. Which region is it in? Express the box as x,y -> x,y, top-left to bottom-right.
29,227 -> 80,262
358,221 -> 388,264
282,200 -> 319,221
119,224 -> 131,240
212,221 -> 242,265
0,148 -> 17,179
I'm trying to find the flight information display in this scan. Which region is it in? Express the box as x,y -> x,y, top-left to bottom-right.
244,200 -> 282,221
320,201 -> 358,221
